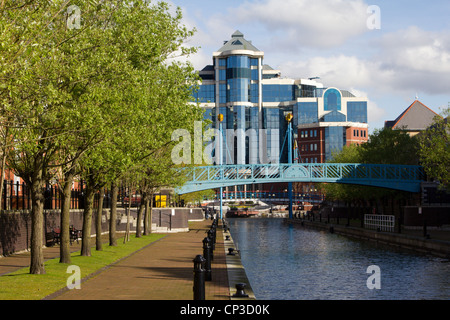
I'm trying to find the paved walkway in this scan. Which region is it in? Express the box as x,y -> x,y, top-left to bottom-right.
0,219 -> 232,300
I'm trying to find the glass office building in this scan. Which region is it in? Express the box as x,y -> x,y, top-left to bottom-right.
192,30 -> 369,168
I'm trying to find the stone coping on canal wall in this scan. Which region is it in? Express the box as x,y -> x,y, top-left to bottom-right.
286,218 -> 450,259
222,222 -> 256,300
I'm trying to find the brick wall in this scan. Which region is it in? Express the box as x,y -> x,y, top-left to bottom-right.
0,207 -> 203,256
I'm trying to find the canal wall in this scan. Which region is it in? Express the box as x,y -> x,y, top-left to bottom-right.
286,218 -> 450,259
222,220 -> 256,300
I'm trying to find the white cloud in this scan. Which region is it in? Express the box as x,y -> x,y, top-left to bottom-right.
233,0 -> 370,49
377,26 -> 450,74
277,25 -> 450,98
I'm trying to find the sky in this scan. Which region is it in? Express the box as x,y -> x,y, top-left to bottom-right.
166,0 -> 450,131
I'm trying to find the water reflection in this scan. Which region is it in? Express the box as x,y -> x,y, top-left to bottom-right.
228,218 -> 450,300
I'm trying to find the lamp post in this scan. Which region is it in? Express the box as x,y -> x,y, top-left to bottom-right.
218,114 -> 224,220
286,113 -> 293,220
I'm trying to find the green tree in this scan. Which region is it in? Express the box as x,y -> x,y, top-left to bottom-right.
359,127 -> 419,165
418,108 -> 449,190
319,128 -> 420,213
0,0 -> 101,273
0,0 -> 200,271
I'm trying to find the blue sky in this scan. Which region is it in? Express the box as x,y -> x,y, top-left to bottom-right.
167,0 -> 450,131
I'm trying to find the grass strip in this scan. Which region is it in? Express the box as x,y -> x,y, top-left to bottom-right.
0,233 -> 165,300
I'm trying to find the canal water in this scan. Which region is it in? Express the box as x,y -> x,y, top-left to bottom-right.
227,218 -> 450,300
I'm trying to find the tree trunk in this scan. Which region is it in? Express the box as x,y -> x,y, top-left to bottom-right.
109,181 -> 118,247
29,156 -> 46,274
96,187 -> 104,251
124,186 -> 131,243
0,127 -> 8,210
136,191 -> 145,238
148,189 -> 154,234
143,194 -> 150,235
81,182 -> 95,257
59,170 -> 74,264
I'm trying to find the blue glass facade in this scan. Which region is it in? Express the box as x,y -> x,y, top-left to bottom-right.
295,102 -> 319,125
347,101 -> 368,123
323,110 -> 346,122
324,88 -> 342,111
262,85 -> 295,103
193,31 -> 368,166
193,84 -> 215,103
325,126 -> 345,160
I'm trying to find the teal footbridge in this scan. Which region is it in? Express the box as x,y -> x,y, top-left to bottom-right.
175,163 -> 425,220
175,115 -> 426,220
176,163 -> 425,195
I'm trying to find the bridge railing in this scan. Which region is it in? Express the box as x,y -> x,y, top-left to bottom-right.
188,163 -> 425,182
177,163 -> 425,194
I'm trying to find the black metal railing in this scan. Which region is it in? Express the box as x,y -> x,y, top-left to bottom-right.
1,180 -> 172,211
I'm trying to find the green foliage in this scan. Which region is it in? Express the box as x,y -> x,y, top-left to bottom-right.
0,0 -> 201,272
359,127 -> 419,165
0,234 -> 164,300
180,189 -> 215,205
318,127 -> 420,202
418,109 -> 449,190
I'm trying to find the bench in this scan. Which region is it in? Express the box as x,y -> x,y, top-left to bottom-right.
69,226 -> 81,244
45,231 -> 59,247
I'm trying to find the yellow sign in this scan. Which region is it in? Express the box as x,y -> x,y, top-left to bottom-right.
218,114 -> 224,122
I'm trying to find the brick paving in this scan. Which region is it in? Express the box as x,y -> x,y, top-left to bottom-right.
0,219 -> 231,300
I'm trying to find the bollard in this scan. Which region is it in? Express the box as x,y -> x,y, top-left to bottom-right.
207,230 -> 214,260
211,223 -> 217,244
208,229 -> 216,249
202,237 -> 212,281
225,235 -> 230,241
233,283 -> 249,298
193,255 -> 206,300
227,248 -> 235,256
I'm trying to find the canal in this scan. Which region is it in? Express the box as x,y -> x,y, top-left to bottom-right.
227,218 -> 450,300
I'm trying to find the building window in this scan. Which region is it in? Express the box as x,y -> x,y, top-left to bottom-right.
219,58 -> 227,67
219,69 -> 226,81
347,101 -> 368,123
262,84 -> 295,103
323,110 -> 346,122
324,88 -> 342,111
296,102 -> 318,124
